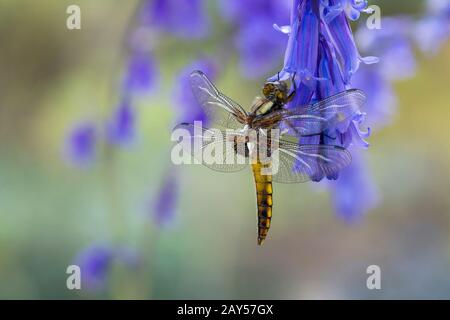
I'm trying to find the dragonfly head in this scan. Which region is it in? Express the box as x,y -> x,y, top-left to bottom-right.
262,81 -> 289,104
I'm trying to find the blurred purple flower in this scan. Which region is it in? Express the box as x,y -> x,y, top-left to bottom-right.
329,150 -> 379,222
106,101 -> 135,146
351,65 -> 397,129
219,0 -> 289,25
64,122 -> 97,167
235,17 -> 288,78
75,244 -> 140,291
427,0 -> 450,14
416,18 -> 449,54
357,17 -> 416,81
156,60 -> 214,230
352,17 -> 418,131
141,0 -> 209,39
173,58 -> 218,124
153,169 -> 179,227
75,245 -> 114,291
122,52 -> 157,94
274,0 -> 377,86
379,39 -> 416,81
415,0 -> 450,55
219,0 -> 290,78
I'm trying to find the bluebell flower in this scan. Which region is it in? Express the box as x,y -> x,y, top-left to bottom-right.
141,0 -> 209,39
161,59 -> 216,229
165,59 -> 217,230
318,35 -> 370,145
106,101 -> 136,146
219,0 -> 289,25
324,7 -> 378,84
284,0 -> 321,91
329,150 -> 379,222
115,247 -> 141,269
219,0 -> 290,78
323,0 -> 369,22
75,245 -> 114,291
122,52 -> 157,95
274,0 -> 377,87
273,0 -> 377,219
351,65 -> 397,129
427,0 -> 450,14
357,17 -> 416,81
353,17 -> 417,130
173,58 -> 218,124
75,244 -> 140,291
153,169 -> 179,227
64,122 -> 97,167
235,16 -> 289,78
297,34 -> 369,181
282,1 -> 371,148
415,0 -> 450,55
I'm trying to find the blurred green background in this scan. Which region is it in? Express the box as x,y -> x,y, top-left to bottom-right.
1,0 -> 450,299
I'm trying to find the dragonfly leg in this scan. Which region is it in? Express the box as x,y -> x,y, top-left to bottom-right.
286,72 -> 297,102
301,132 -> 337,140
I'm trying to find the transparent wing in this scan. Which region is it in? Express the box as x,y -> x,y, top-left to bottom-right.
190,70 -> 247,130
280,89 -> 366,136
271,140 -> 352,184
173,123 -> 248,173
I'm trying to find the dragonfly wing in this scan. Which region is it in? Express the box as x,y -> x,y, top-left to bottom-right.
271,140 -> 352,183
190,70 -> 247,129
281,89 -> 367,136
173,123 -> 248,173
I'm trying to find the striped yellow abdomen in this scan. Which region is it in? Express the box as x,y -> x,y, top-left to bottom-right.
251,161 -> 273,246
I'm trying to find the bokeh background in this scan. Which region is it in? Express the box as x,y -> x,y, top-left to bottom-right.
1,0 -> 450,299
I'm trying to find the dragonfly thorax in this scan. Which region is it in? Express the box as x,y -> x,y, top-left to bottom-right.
250,81 -> 291,117
256,100 -> 275,116
250,96 -> 276,117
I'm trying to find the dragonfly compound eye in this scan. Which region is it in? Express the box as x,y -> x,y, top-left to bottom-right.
276,91 -> 285,101
262,83 -> 276,98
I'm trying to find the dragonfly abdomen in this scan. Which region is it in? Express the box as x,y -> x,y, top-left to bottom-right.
251,161 -> 273,246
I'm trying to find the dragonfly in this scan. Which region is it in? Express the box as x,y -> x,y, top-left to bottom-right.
173,70 -> 367,245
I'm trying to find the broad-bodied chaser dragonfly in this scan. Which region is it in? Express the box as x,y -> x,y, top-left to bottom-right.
173,71 -> 366,245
